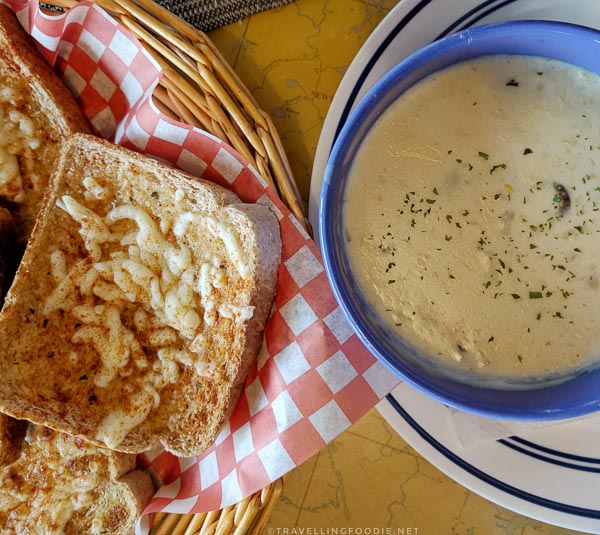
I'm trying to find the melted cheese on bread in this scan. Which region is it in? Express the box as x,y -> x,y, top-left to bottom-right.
0,82 -> 40,203
0,425 -> 108,533
45,180 -> 255,449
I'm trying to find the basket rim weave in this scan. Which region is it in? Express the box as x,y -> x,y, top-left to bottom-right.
49,0 -> 309,234
40,0 -> 300,531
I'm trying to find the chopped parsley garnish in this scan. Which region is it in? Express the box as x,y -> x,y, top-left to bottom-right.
490,163 -> 507,174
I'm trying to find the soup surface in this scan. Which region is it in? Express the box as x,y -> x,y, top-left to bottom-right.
344,54 -> 600,380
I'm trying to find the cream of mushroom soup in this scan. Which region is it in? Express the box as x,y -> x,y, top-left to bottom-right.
344,55 -> 600,381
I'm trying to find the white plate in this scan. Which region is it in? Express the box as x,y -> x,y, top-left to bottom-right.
309,0 -> 600,532
378,384 -> 600,533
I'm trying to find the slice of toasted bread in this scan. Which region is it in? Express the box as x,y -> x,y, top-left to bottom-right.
0,414 -> 154,534
0,4 -> 90,243
0,133 -> 281,456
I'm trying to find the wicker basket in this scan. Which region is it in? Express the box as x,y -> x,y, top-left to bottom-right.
47,0 -> 307,230
42,0 -> 303,531
150,477 -> 284,534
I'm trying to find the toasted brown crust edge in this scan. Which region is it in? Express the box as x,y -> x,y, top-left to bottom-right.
0,4 -> 91,138
112,470 -> 155,535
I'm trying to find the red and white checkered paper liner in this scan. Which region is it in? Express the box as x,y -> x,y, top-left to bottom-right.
3,0 -> 400,529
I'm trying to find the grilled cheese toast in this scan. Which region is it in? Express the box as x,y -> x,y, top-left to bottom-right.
0,3 -> 90,243
0,414 -> 153,534
0,134 -> 281,456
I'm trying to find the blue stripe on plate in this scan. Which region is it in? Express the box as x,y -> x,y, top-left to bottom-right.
434,0 -> 506,39
332,0 -> 436,143
437,0 -> 523,38
386,393 -> 600,519
499,439 -> 600,473
504,436 -> 600,466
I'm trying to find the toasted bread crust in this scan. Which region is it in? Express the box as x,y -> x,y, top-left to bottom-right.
0,4 -> 90,242
0,415 -> 153,534
0,4 -> 90,137
0,134 -> 281,456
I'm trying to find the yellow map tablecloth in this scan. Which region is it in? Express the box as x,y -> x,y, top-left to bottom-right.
210,1 -> 583,533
